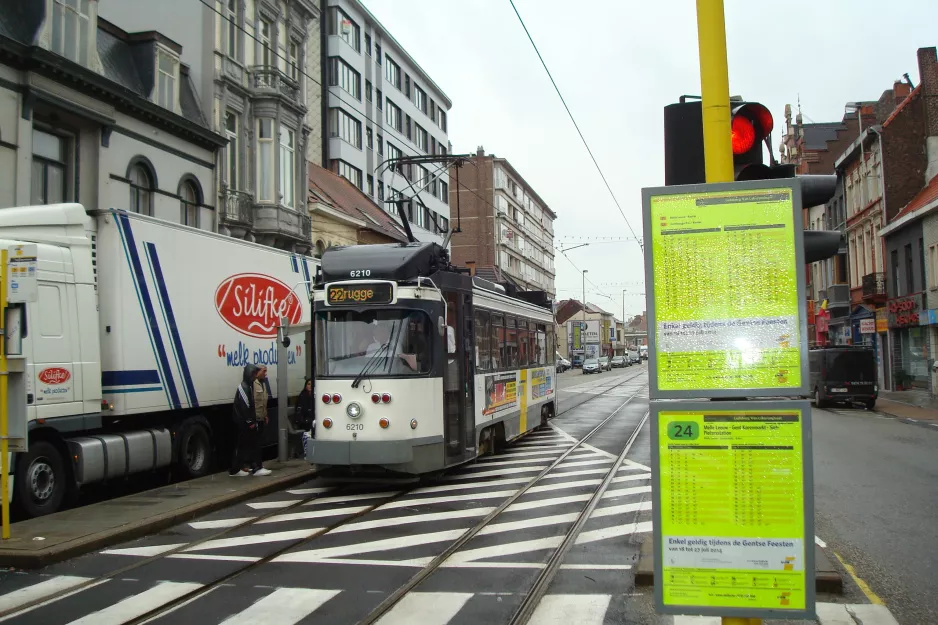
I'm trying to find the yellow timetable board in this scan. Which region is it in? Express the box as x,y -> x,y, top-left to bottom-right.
656,408 -> 808,613
648,186 -> 802,393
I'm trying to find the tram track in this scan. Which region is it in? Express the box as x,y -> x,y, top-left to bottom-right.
0,368 -> 648,624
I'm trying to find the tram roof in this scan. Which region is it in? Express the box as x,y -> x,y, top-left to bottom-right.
321,241 -> 449,283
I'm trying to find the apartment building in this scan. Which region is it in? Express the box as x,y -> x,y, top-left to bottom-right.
450,147 -> 556,298
99,0 -> 320,253
321,0 -> 452,243
0,1 -> 226,226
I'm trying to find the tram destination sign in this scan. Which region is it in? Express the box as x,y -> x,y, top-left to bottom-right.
650,400 -> 816,620
326,282 -> 394,306
641,179 -> 809,398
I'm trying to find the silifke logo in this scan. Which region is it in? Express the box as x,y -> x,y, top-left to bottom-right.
38,367 -> 71,385
215,273 -> 303,338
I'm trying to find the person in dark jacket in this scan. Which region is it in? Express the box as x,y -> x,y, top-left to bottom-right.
289,378 -> 315,458
230,364 -> 263,476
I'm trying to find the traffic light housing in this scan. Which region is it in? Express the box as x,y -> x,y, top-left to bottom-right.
663,99 -> 842,263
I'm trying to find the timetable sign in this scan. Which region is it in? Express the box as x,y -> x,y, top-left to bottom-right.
641,180 -> 809,398
650,401 -> 816,620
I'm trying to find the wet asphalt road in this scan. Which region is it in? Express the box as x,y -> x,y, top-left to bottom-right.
811,406 -> 938,625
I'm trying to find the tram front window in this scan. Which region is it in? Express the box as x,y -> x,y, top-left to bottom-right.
316,309 -> 433,377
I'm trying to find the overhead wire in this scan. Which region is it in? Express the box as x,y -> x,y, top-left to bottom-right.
507,0 -> 643,253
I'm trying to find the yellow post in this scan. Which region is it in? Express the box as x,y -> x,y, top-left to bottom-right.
1,248 -> 9,540
696,0 -> 734,183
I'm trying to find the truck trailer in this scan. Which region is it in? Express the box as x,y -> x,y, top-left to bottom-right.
0,204 -> 316,517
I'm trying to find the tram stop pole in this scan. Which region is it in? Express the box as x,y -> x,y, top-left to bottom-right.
696,1 -> 761,624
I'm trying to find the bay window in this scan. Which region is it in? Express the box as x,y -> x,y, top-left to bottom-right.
279,126 -> 295,208
224,111 -> 239,189
156,49 -> 178,111
329,108 -> 362,149
256,119 -> 274,201
52,0 -> 91,66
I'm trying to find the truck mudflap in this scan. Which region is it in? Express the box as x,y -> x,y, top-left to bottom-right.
66,428 -> 172,485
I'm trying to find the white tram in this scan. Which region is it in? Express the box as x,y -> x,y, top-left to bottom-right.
309,241 -> 557,475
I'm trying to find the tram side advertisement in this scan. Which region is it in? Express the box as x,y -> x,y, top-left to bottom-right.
650,401 -> 815,619
483,372 -> 518,415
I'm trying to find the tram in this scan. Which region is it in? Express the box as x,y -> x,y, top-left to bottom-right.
309,240 -> 557,475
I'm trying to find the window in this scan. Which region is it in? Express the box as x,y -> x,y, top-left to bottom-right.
331,159 -> 362,189
328,108 -> 362,149
365,80 -> 372,102
366,127 -> 373,150
376,44 -> 382,63
378,180 -> 384,201
386,99 -> 402,131
279,126 -> 295,207
930,244 -> 938,289
180,179 -> 200,227
405,114 -> 411,141
385,56 -> 401,89
259,19 -> 273,67
328,57 -> 361,100
414,124 -> 428,152
517,320 -> 529,367
128,163 -> 153,216
31,129 -> 67,205
367,174 -> 374,197
225,0 -> 238,58
327,7 -> 360,52
414,85 -> 427,114
413,201 -> 426,228
377,133 -> 384,155
365,33 -> 372,56
505,316 -> 518,368
440,216 -> 449,233
156,49 -> 177,110
276,19 -> 287,74
377,89 -> 383,110
404,74 -> 410,98
905,243 -> 914,295
430,99 -> 437,123
438,109 -> 447,132
387,143 -> 402,174
920,238 -> 927,292
52,0 -> 91,66
475,310 -> 492,371
287,41 -> 299,81
256,119 -> 274,201
439,180 -> 449,203
492,314 -> 504,369
224,111 -> 239,189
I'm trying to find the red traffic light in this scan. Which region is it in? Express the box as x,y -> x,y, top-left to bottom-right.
730,103 -> 773,155
731,116 -> 756,155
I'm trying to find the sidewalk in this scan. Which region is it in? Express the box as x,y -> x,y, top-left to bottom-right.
876,389 -> 938,423
0,460 -> 316,569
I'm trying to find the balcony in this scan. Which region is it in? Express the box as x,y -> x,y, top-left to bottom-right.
819,284 -> 850,312
220,188 -> 254,227
253,203 -> 312,252
251,66 -> 300,102
862,272 -> 887,305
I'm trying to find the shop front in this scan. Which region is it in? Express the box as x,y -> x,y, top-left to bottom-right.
851,305 -> 875,346
887,294 -> 929,390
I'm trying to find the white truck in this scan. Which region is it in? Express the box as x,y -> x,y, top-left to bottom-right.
0,204 -> 316,517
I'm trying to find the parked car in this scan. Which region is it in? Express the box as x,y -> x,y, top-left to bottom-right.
639,345 -> 648,360
582,358 -> 600,374
809,346 -> 878,409
572,355 -> 583,368
611,355 -> 627,368
556,357 -> 571,373
598,356 -> 611,371
627,349 -> 640,364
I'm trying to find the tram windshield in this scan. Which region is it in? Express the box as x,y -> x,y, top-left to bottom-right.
316,309 -> 434,377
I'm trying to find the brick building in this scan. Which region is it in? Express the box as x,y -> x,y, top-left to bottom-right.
449,147 -> 556,297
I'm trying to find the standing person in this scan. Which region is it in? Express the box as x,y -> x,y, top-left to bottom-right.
230,364 -> 260,477
252,365 -> 272,476
290,379 -> 315,458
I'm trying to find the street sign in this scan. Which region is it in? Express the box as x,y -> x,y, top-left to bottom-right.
5,244 -> 37,304
651,400 -> 815,620
860,318 -> 875,334
642,179 -> 808,398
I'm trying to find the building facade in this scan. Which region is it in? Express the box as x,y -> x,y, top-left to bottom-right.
0,1 -> 225,226
450,147 -> 556,297
99,0 -> 319,253
321,0 -> 452,244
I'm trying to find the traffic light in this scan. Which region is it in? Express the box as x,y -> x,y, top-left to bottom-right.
663,98 -> 842,263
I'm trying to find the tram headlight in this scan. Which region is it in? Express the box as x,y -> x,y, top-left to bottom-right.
346,402 -> 362,419
410,418 -> 418,430
379,417 -> 390,429
322,417 -> 333,429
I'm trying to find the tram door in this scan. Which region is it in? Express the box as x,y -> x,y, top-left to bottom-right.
443,291 -> 475,459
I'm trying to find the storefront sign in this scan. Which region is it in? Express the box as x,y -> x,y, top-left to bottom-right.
651,401 -> 815,619
642,181 -> 806,398
920,309 -> 938,326
887,294 -> 923,329
859,318 -> 875,334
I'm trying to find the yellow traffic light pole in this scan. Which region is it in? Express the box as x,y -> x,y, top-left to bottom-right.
696,0 -> 734,184
697,1 -> 759,624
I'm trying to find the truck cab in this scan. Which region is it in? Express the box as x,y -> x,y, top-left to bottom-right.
809,346 -> 878,409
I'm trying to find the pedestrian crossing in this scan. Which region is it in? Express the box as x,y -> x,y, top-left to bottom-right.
0,576 -> 899,625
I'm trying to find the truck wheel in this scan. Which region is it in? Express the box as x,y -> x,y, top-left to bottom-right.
177,422 -> 212,479
814,388 -> 826,409
14,441 -> 67,518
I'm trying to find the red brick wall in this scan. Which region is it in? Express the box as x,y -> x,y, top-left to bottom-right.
883,96 -> 926,222
919,47 -> 938,138
448,154 -> 496,269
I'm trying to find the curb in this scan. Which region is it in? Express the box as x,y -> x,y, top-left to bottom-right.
633,540 -> 843,594
0,467 -> 318,570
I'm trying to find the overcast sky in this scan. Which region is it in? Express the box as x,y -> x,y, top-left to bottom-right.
366,0 -> 938,320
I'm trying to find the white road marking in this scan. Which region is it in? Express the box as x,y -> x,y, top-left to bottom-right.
529,594 -> 611,625
66,581 -> 202,625
529,478 -> 602,491
506,493 -> 592,512
304,491 -> 399,506
469,456 -> 559,469
258,506 -> 371,525
247,500 -> 297,510
0,576 -> 93,614
382,490 -> 517,510
218,588 -> 340,625
479,512 -> 580,536
102,544 -> 185,558
168,553 -> 260,562
331,508 -> 494,534
375,592 -> 473,625
592,500 -> 652,518
284,487 -> 333,496
413,476 -> 531,494
676,604 -> 900,625
539,467 -> 609,480
609,473 -> 652,485
576,521 -> 653,544
275,529 -> 467,562
815,535 -> 827,548
448,465 -> 548,480
446,537 -> 562,563
189,518 -> 252,530
621,459 -> 652,472
495,448 -> 568,459
556,458 -> 614,469
185,529 -> 324,552
673,616 -> 720,625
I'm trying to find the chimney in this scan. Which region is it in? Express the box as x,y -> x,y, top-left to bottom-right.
894,80 -> 912,103
476,146 -> 485,157
918,47 -> 938,181
465,260 -> 476,276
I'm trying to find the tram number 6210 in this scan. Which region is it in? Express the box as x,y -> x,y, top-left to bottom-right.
346,423 -> 363,431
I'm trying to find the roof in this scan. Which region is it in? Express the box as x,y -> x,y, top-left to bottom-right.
307,163 -> 408,243
883,85 -> 921,128
801,122 -> 846,151
893,173 -> 938,221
